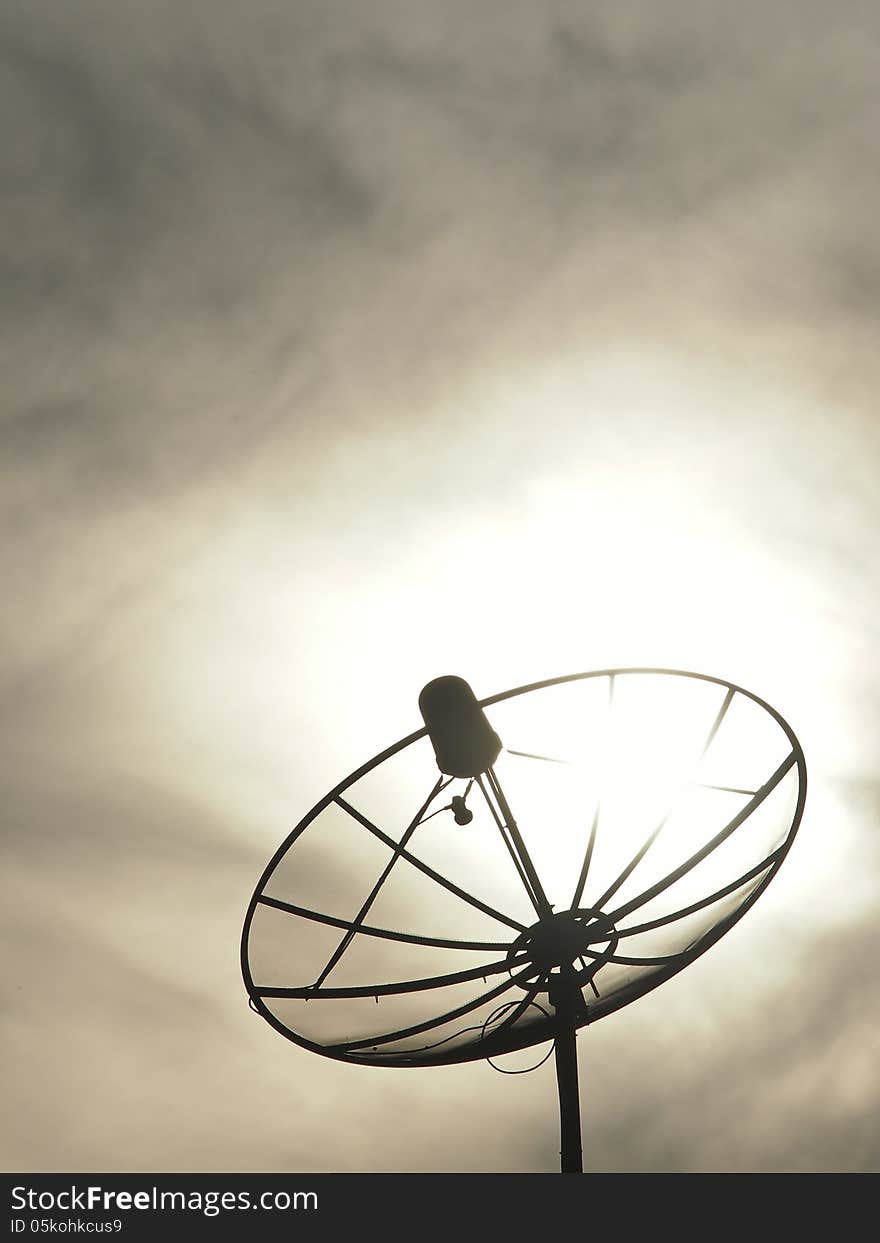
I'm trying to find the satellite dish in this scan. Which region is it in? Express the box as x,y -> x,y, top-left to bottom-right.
241,669 -> 806,1172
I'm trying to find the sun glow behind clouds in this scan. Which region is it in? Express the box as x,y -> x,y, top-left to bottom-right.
134,336 -> 850,800
124,338 -> 847,951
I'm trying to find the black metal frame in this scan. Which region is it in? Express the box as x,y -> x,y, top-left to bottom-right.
241,668 -> 806,1169
241,671 -> 805,1059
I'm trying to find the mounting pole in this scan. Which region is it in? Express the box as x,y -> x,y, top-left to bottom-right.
551,972 -> 583,1174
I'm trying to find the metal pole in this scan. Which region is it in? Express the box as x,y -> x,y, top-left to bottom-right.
552,976 -> 583,1174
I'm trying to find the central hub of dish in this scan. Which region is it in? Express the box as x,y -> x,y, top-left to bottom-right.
506,908 -> 618,992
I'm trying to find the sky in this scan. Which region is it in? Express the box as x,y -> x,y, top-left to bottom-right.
2,0 -> 878,1172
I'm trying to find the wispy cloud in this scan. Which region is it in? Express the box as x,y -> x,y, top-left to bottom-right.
2,0 -> 878,1172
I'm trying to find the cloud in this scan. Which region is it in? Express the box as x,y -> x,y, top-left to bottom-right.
2,0 -> 878,1172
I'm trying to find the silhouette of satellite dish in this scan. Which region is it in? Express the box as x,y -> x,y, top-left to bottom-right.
241,669 -> 806,1172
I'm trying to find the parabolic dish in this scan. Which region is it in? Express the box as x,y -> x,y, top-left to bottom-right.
241,669 -> 806,1067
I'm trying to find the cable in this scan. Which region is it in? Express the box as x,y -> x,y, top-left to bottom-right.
482,999 -> 555,1075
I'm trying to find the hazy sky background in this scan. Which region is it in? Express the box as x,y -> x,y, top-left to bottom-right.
2,0 -> 878,1172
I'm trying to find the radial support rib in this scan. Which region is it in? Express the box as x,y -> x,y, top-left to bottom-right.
256,895 -> 509,951
609,751 -> 796,923
335,796 -> 526,933
312,778 -> 444,988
